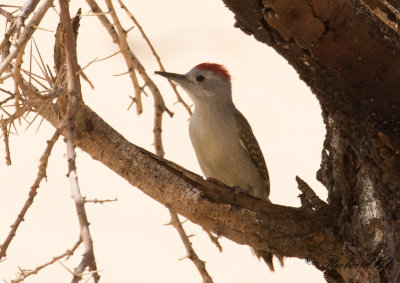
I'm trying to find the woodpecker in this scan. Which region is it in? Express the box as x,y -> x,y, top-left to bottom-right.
155,63 -> 283,271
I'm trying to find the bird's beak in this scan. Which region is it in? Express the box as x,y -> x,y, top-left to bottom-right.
155,71 -> 189,84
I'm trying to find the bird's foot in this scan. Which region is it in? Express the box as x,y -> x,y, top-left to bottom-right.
232,185 -> 249,195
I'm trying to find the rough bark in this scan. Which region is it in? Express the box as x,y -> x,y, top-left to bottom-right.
35,98 -> 345,269
221,0 -> 400,282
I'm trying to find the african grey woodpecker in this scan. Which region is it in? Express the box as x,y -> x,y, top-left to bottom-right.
155,63 -> 283,271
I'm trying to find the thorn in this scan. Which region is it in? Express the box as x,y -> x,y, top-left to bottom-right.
178,255 -> 190,261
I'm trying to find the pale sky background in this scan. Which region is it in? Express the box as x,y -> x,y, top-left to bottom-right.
0,1 -> 326,282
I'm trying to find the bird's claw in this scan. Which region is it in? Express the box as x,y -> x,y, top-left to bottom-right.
232,185 -> 248,195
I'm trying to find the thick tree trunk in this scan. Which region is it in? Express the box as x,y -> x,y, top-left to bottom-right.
221,0 -> 400,282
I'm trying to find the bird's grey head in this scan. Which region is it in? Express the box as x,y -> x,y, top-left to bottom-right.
155,63 -> 233,108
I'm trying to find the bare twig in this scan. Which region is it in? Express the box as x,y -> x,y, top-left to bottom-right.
1,122 -> 11,165
59,1 -> 99,282
0,0 -> 54,76
12,41 -> 25,125
84,197 -> 118,204
104,0 -> 143,115
0,7 -> 15,22
21,0 -> 41,18
117,0 -> 192,116
169,212 -> 214,283
203,228 -> 223,252
85,0 -> 119,42
0,126 -> 63,260
0,0 -> 39,57
87,0 -> 173,124
11,238 -> 82,283
1,121 -> 11,165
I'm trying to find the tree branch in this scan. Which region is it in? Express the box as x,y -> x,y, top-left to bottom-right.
59,1 -> 99,281
25,92 -> 345,269
0,126 -> 62,260
0,0 -> 53,77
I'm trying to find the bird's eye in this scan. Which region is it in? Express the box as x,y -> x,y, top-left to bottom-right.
196,75 -> 205,82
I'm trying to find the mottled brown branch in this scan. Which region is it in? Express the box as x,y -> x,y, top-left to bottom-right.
359,0 -> 400,34
117,0 -> 192,116
0,125 -> 63,260
296,176 -> 327,212
11,238 -> 82,283
59,1 -> 99,282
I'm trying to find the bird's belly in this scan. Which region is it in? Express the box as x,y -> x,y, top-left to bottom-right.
189,117 -> 267,199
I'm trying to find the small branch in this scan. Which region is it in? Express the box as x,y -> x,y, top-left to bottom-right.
84,0 -> 119,42
59,1 -> 99,282
0,0 -> 40,57
169,212 -> 214,283
203,228 -> 223,252
12,39 -> 25,125
11,238 -> 82,283
84,197 -> 118,204
88,0 -> 174,123
21,0 -> 41,18
0,0 -> 54,77
2,122 -> 11,165
104,0 -> 143,115
0,7 -> 15,22
117,0 -> 192,116
296,176 -> 327,212
0,125 -> 63,260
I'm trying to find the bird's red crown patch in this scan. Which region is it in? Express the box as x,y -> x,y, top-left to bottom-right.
195,63 -> 231,80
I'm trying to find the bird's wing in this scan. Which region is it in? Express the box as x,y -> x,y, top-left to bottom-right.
235,111 -> 270,196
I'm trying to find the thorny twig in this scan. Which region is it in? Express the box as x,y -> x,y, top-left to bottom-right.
104,0 -> 142,114
59,1 -> 99,282
0,7 -> 15,22
169,212 -> 214,283
98,0 -> 172,150
0,0 -> 54,76
84,0 -> 119,42
1,122 -> 11,165
0,125 -> 63,260
84,197 -> 118,204
117,0 -> 192,116
11,238 -> 82,283
0,0 -> 40,56
203,228 -> 223,252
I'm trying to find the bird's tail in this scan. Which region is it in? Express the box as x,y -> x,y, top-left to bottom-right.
252,248 -> 284,272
